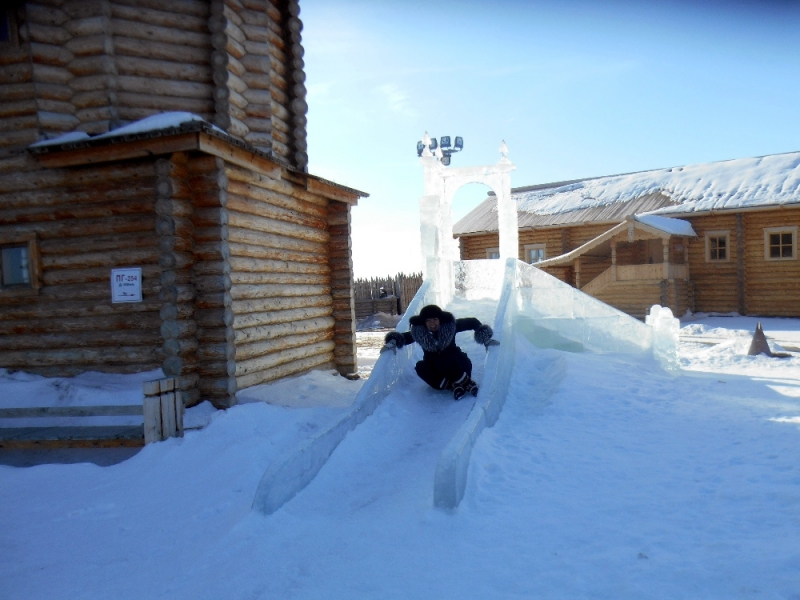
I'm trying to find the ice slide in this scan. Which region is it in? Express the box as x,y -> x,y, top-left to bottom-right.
252,259 -> 678,514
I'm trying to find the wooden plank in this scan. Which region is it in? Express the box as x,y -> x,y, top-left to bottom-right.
0,406 -> 142,418
159,392 -> 176,441
143,395 -> 161,444
0,426 -> 144,442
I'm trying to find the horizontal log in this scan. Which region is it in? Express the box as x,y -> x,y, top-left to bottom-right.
235,337 -> 334,375
0,160 -> 156,193
228,255 -> 328,275
230,272 -> 328,286
231,294 -> 331,316
227,226 -> 327,256
0,346 -> 159,368
42,264 -> 160,287
228,210 -> 329,244
2,215 -> 157,242
0,312 -> 161,335
41,247 -> 160,270
31,42 -> 74,67
236,329 -> 333,362
234,315 -> 334,345
116,55 -> 212,82
0,329 -> 161,351
232,305 -> 332,331
1,197 -> 156,226
226,190 -> 327,228
110,3 -> 207,31
26,22 -> 71,45
111,18 -> 210,48
0,82 -> 35,103
230,283 -> 330,301
113,0 -> 209,18
113,35 -> 209,66
235,346 -> 334,390
0,62 -> 33,85
228,242 -> 329,265
117,75 -> 213,99
225,164 -> 327,208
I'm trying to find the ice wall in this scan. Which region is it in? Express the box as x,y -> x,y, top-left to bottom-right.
514,261 -> 653,355
645,305 -> 681,372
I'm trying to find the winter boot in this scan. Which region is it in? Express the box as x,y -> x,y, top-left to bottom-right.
463,377 -> 479,397
452,383 -> 467,401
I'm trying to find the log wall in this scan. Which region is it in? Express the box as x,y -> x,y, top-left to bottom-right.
0,152 -> 163,376
1,1 -> 309,171
684,213 -> 740,314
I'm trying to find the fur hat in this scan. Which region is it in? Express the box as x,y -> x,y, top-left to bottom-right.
409,304 -> 452,326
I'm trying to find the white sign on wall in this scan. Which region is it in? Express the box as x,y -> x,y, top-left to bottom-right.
111,267 -> 142,303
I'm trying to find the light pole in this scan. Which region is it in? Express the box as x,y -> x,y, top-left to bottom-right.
416,135 -> 464,166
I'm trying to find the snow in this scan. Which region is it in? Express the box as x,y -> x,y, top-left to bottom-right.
2,314 -> 800,598
515,151 -> 800,216
634,214 -> 697,237
28,112 -> 225,149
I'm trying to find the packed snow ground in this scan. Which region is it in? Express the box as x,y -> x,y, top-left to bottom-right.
1,315 -> 800,599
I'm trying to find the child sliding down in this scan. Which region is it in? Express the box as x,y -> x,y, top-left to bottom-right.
380,304 -> 499,400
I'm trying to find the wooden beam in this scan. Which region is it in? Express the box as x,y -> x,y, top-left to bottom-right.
33,133 -> 199,168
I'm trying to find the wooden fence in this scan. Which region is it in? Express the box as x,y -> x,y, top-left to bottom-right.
353,272 -> 423,317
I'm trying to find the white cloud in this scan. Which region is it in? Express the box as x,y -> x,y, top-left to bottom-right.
377,84 -> 417,118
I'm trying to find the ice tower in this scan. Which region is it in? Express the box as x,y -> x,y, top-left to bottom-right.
418,134 -> 516,306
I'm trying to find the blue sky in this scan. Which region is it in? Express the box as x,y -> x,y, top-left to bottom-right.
301,0 -> 800,278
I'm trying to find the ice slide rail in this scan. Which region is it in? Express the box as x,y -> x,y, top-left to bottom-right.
252,280 -> 437,515
434,258 -> 674,509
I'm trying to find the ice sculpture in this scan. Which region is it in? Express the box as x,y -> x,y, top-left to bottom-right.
418,134 -> 516,307
645,304 -> 681,372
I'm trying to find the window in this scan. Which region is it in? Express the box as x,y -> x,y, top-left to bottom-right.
525,244 -> 546,264
705,231 -> 730,262
764,226 -> 797,261
0,234 -> 39,295
1,246 -> 30,286
486,248 -> 500,259
0,8 -> 19,47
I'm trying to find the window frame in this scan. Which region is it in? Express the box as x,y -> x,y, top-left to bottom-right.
0,7 -> 20,48
763,226 -> 798,261
0,232 -> 40,297
524,243 -> 546,264
486,247 -> 500,259
704,230 -> 730,263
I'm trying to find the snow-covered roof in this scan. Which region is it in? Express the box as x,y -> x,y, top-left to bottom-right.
517,151 -> 800,217
633,214 -> 696,237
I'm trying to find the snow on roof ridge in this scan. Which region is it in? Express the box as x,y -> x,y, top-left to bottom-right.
515,150 -> 800,216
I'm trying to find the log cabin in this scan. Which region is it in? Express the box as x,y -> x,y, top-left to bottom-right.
0,1 -> 367,408
454,152 -> 800,319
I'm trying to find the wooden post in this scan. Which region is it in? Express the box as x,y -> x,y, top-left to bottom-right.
611,241 -> 617,281
574,258 -> 581,289
736,213 -> 746,314
662,238 -> 670,280
143,377 -> 184,444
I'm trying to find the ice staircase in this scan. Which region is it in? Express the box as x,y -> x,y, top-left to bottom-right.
252,259 -> 673,514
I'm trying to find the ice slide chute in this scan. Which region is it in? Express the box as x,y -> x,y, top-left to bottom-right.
252,259 -> 679,514
433,258 -> 680,509
251,280 -> 438,514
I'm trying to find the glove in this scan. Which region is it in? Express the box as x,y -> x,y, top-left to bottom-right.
381,331 -> 405,355
484,339 -> 500,350
474,324 -> 497,349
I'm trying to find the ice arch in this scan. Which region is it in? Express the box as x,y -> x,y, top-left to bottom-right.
419,135 -> 516,306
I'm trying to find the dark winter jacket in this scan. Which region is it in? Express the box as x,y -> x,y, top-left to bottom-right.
385,307 -> 493,362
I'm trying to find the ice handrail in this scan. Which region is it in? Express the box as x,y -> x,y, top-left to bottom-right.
434,257 -> 518,509
252,279 -> 435,514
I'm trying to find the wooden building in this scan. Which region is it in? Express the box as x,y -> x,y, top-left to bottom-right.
0,1 -> 367,408
454,152 -> 800,319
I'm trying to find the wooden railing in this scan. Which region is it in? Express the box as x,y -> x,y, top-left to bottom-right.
582,263 -> 689,294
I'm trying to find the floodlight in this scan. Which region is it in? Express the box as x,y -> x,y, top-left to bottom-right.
440,136 -> 451,149
454,136 -> 463,150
